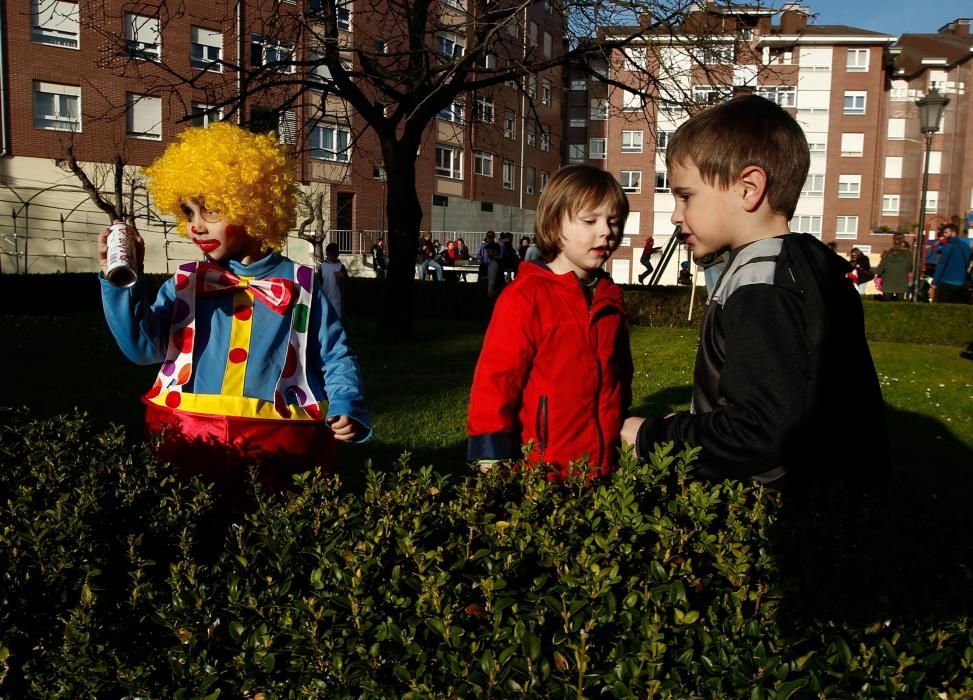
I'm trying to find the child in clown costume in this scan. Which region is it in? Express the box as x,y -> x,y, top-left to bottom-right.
99,123 -> 370,489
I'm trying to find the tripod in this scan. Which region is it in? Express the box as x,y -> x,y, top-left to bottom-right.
647,226 -> 684,286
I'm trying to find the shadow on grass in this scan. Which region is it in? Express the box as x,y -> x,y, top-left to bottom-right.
631,385 -> 694,418
775,405 -> 973,625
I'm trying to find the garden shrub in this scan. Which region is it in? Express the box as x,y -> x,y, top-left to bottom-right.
1,410 -> 971,698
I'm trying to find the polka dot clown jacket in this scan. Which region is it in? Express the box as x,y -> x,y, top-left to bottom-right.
100,251 -> 371,439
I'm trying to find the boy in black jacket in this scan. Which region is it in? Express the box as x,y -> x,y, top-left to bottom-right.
621,94 -> 888,490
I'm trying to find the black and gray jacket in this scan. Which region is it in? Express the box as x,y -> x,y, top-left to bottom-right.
636,233 -> 889,489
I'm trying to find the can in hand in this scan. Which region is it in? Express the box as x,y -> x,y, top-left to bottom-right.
106,222 -> 138,288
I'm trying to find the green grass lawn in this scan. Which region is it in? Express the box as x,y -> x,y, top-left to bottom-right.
3,312 -> 971,503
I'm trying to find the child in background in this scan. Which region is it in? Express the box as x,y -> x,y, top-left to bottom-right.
319,242 -> 348,319
99,123 -> 370,494
621,94 -> 887,491
467,165 -> 633,479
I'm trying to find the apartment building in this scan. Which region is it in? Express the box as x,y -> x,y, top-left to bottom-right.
0,0 -> 565,274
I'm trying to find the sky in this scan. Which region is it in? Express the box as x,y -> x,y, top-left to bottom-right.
805,0 -> 971,36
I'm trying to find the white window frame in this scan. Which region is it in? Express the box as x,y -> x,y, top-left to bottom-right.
541,79 -> 552,107
840,133 -> 864,157
693,43 -> 734,65
252,34 -> 294,72
526,120 -> 536,147
756,85 -> 796,108
835,216 -> 858,239
843,91 -> 866,115
191,26 -> 223,72
474,95 -> 494,123
622,90 -> 642,112
621,130 -> 643,153
502,159 -> 514,190
791,215 -> 822,237
126,93 -> 162,140
568,143 -> 585,163
928,151 -> 942,175
438,99 -> 463,124
525,166 -> 535,194
539,171 -> 549,192
802,174 -> 824,197
473,150 -> 493,177
33,81 -> 80,131
435,144 -> 462,178
191,102 -> 223,128
590,98 -> 608,120
881,194 -> 900,214
807,134 -> 827,152
837,174 -> 861,199
655,170 -> 669,193
657,130 -> 670,152
124,13 -> 161,61
503,109 -> 515,139
310,124 -> 351,162
570,79 -> 586,91
620,170 -> 642,194
925,190 -> 938,212
885,156 -> 903,179
31,0 -> 79,49
540,127 -> 550,152
436,32 -> 464,59
887,119 -> 906,140
624,47 -> 647,71
336,1 -> 351,30
589,138 -> 607,159
846,48 -> 869,72
693,85 -> 732,105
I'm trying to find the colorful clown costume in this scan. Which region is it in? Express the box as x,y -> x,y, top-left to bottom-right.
101,251 -> 370,478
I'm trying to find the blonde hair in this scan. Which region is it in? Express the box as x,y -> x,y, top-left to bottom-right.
145,123 -> 298,250
533,165 -> 629,262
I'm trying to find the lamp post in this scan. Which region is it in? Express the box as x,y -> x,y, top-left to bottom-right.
911,88 -> 950,302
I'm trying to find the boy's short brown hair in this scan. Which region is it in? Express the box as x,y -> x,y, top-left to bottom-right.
534,165 -> 629,262
666,93 -> 810,219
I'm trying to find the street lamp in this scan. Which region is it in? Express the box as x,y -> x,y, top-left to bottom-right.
911,88 -> 950,302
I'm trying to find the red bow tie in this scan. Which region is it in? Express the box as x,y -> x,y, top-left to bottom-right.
196,262 -> 295,315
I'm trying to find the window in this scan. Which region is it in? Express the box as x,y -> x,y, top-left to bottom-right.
543,31 -> 552,58
590,98 -> 607,120
655,171 -> 669,193
624,47 -> 647,71
124,14 -> 160,60
473,150 -> 493,177
693,44 -> 734,65
436,144 -> 462,178
249,106 -> 280,134
438,99 -> 463,123
621,130 -> 643,153
889,80 -> 910,102
506,18 -> 518,37
541,80 -> 552,107
806,134 -> 826,152
570,79 -> 586,91
33,81 -> 80,131
540,127 -> 550,152
502,160 -> 514,189
925,191 -> 938,212
589,138 -> 607,159
843,91 -> 866,114
802,174 -> 824,196
526,120 -> 536,147
251,34 -> 294,72
336,2 -> 351,30
568,143 -> 585,163
756,85 -> 796,108
569,107 -> 586,128
31,0 -> 79,48
310,124 -> 351,161
620,171 -> 642,193
693,85 -> 732,105
846,49 -> 869,72
503,109 -> 515,139
622,90 -> 642,112
442,0 -> 465,10
928,151 -> 942,175
838,175 -> 861,198
539,171 -> 549,192
191,26 -> 222,71
525,166 -> 535,194
656,130 -> 670,151
840,133 -> 864,156
882,194 -> 900,214
529,21 -> 538,45
436,32 -> 464,59
126,93 -> 162,140
309,52 -> 352,84
885,156 -> 903,179
791,215 -> 822,237
277,110 -> 296,145
190,102 -> 222,128
887,118 -> 905,139
835,216 -> 858,239
474,96 -> 494,123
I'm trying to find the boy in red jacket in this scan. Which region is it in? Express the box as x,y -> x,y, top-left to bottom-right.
467,165 -> 633,479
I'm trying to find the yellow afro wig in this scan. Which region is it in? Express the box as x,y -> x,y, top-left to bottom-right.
145,122 -> 299,250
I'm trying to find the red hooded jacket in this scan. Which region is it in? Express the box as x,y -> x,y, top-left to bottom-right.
467,262 -> 633,478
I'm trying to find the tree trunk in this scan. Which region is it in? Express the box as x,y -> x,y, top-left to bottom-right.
378,140 -> 421,341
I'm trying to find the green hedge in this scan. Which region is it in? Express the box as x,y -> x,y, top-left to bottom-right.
862,300 -> 973,346
1,410 -> 970,697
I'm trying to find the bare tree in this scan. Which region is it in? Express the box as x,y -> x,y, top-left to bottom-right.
74,0 -> 795,338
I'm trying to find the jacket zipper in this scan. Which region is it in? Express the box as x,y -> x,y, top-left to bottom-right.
536,395 -> 548,455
